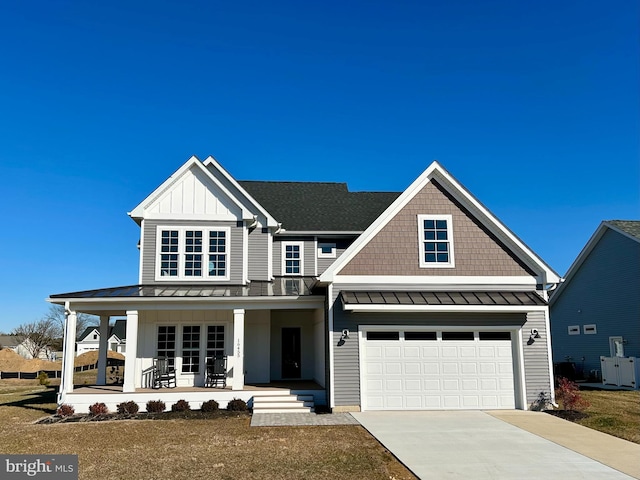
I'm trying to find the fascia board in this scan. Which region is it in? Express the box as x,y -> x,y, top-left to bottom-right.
128,156 -> 255,222
320,161 -> 559,285
549,222 -> 608,305
331,275 -> 537,289
203,155 -> 279,228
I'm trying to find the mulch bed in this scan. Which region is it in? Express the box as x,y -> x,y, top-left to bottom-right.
544,409 -> 589,422
37,409 -> 251,424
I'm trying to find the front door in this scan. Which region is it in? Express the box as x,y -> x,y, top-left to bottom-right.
282,327 -> 301,378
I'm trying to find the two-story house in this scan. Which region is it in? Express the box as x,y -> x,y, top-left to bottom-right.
49,156 -> 560,413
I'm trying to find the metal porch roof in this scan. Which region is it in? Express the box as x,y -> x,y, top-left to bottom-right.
341,291 -> 546,307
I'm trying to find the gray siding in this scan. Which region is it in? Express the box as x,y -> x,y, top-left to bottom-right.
550,229 -> 640,376
273,237 -> 314,276
141,219 -> 243,284
522,310 -> 552,405
317,239 -> 353,275
248,228 -> 270,281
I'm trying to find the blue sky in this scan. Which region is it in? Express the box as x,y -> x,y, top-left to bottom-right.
0,1 -> 637,332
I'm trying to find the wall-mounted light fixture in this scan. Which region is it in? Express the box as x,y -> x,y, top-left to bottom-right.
341,329 -> 350,340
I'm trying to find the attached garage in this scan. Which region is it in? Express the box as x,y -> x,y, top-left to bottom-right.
360,327 -> 518,410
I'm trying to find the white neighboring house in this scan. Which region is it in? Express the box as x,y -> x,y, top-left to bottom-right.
0,335 -> 55,360
76,320 -> 126,357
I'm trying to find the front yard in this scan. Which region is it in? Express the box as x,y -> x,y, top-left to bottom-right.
0,381 -> 416,480
572,389 -> 640,444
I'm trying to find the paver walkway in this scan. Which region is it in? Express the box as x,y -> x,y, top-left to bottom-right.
250,412 -> 359,427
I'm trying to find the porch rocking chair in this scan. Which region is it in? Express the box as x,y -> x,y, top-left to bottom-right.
205,356 -> 227,388
153,357 -> 177,389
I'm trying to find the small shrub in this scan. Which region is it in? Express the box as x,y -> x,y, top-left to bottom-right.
37,372 -> 50,386
555,377 -> 589,411
201,399 -> 219,412
146,400 -> 166,413
89,402 -> 109,416
117,401 -> 139,415
227,398 -> 248,411
171,399 -> 191,412
56,404 -> 75,417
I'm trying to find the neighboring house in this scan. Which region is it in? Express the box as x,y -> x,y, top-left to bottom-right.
76,320 -> 127,356
49,156 -> 560,412
0,335 -> 54,361
550,221 -> 640,384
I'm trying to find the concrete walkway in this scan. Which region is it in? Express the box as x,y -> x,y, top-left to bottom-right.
352,411 -> 639,480
251,412 -> 359,427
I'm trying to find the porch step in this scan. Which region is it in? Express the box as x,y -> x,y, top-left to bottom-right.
252,394 -> 315,413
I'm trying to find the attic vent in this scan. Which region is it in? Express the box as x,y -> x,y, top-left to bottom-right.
568,325 -> 580,335
583,324 -> 597,335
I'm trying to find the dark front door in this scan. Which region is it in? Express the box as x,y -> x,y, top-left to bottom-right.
281,327 -> 301,378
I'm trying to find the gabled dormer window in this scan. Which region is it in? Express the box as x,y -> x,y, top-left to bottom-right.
418,215 -> 455,268
157,226 -> 230,280
282,241 -> 304,275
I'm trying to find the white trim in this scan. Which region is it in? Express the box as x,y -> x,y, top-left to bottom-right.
331,275 -> 538,288
317,242 -> 337,259
281,241 -> 304,276
242,224 -> 249,284
154,225 -> 231,282
138,219 -> 145,285
343,304 -> 548,313
328,284 -> 335,409
267,229 -> 273,280
543,307 -> 556,406
358,324 -> 524,411
417,214 -> 455,268
320,161 -> 559,285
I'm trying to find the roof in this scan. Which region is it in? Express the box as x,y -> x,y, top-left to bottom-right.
341,291 -> 546,307
110,319 -> 126,340
239,181 -> 400,232
78,327 -> 99,342
607,220 -> 640,241
50,279 -> 321,300
0,335 -> 21,348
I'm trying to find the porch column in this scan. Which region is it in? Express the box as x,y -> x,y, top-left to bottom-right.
96,315 -> 110,385
60,304 -> 77,396
232,309 -> 245,390
122,310 -> 138,393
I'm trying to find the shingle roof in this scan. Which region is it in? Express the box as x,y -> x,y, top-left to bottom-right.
78,327 -> 99,342
607,220 -> 640,240
239,181 -> 400,232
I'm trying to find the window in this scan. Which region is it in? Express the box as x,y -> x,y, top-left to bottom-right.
417,215 -> 454,268
442,331 -> 474,341
206,325 -> 225,359
479,332 -> 511,341
157,325 -> 176,369
366,331 -> 400,341
404,331 -> 437,341
156,227 -> 230,280
317,242 -> 336,258
282,242 -> 303,275
182,325 -> 201,373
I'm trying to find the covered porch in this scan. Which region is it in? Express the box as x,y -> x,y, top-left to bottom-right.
48,281 -> 327,412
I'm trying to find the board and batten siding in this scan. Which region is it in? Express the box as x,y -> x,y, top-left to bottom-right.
550,229 -> 640,375
141,219 -> 244,284
247,228 -> 270,281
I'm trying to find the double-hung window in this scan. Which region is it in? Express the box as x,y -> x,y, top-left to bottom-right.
156,226 -> 230,280
282,242 -> 304,275
418,215 -> 455,268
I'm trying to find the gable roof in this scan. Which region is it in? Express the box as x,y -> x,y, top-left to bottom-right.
109,319 -> 127,340
0,335 -> 21,348
549,220 -> 640,304
239,181 -> 400,232
320,161 -> 560,285
78,327 -> 99,342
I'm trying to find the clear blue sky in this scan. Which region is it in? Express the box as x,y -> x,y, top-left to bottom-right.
0,1 -> 637,332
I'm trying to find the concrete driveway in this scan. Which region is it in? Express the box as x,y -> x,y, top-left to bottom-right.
352,411 -> 639,480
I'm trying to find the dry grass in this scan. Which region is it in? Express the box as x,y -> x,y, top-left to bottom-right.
575,389 -> 640,444
0,381 -> 416,480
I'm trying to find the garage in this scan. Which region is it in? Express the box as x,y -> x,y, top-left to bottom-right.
361,328 -> 516,410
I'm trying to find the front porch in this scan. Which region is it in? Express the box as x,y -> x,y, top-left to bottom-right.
65,381 -> 326,413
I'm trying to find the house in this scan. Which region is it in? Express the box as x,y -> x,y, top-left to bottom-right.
0,335 -> 54,361
549,221 -> 640,386
76,319 -> 127,356
48,156 -> 560,412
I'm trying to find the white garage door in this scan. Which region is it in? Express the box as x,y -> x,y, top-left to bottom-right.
362,329 -> 516,410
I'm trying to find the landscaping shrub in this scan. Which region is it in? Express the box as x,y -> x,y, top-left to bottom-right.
37,372 -> 50,386
171,399 -> 191,412
56,404 -> 75,417
146,400 -> 166,413
89,402 -> 109,416
117,401 -> 139,415
555,377 -> 589,411
226,398 -> 248,411
200,399 -> 219,412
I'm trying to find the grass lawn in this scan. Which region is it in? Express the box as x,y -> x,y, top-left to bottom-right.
0,381 -> 416,480
573,389 -> 640,444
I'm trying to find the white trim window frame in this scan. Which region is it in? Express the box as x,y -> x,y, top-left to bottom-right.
317,242 -> 337,258
282,241 -> 304,275
417,214 -> 455,268
156,226 -> 231,281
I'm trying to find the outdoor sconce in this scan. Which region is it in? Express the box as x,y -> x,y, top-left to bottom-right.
341,329 -> 350,340
527,329 -> 541,345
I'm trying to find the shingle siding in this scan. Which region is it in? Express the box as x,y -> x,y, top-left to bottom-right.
550,229 -> 640,376
339,180 -> 536,277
